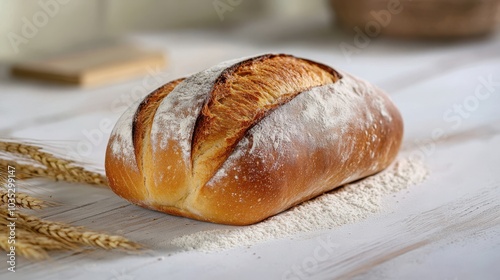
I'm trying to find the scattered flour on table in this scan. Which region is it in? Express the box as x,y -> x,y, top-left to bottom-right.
171,158 -> 427,252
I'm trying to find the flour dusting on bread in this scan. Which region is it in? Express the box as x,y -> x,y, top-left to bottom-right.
105,54 -> 403,225
150,57 -> 248,165
109,100 -> 142,169
206,73 -> 384,186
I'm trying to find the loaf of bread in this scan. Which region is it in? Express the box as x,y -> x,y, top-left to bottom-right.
105,54 -> 403,225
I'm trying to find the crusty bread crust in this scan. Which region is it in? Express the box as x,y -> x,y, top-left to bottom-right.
192,54 -> 340,191
105,54 -> 403,225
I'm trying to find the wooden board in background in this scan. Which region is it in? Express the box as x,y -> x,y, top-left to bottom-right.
11,44 -> 166,87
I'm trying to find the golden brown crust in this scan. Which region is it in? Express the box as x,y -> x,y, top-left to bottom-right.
192,54 -> 340,186
105,54 -> 403,226
105,137 -> 145,206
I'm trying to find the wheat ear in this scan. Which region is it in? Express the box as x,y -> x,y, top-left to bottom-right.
0,227 -> 77,251
0,141 -> 108,186
0,190 -> 45,209
1,209 -> 141,251
0,234 -> 49,260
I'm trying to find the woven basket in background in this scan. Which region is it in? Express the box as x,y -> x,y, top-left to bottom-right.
330,0 -> 500,38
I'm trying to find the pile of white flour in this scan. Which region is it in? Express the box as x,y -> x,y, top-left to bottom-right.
171,158 -> 427,252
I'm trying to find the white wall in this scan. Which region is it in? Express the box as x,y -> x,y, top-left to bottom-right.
0,0 -> 328,61
1,0 -> 108,61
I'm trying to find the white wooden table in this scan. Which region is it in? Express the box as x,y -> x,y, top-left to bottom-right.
2,22 -> 500,279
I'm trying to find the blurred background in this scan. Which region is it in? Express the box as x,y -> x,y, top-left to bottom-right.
2,0 -> 498,61
0,0 -> 329,61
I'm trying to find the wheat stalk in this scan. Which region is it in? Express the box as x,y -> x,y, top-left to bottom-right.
0,208 -> 141,251
0,190 -> 45,209
17,228 -> 77,250
0,141 -> 143,260
0,159 -> 95,183
0,141 -> 108,186
0,234 -> 49,260
0,227 -> 77,251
